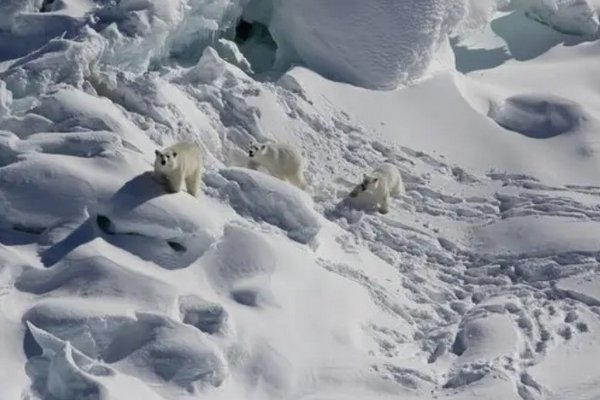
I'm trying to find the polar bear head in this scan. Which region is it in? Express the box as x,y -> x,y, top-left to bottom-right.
154,148 -> 180,173
349,174 -> 379,198
248,143 -> 268,159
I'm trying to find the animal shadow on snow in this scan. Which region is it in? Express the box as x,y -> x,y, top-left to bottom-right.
42,172 -> 206,270
108,171 -> 166,212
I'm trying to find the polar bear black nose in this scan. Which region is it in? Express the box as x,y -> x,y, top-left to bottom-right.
161,160 -> 166,166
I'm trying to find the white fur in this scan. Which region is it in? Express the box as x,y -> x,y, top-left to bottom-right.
247,141 -> 307,189
349,162 -> 404,214
153,142 -> 203,197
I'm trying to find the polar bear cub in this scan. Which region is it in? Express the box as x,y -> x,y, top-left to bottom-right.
153,142 -> 203,197
247,141 -> 307,189
349,162 -> 404,214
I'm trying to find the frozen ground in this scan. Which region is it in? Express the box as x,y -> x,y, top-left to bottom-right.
1,0 -> 600,399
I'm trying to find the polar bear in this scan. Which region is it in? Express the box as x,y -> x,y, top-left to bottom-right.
247,141 -> 307,189
349,162 -> 404,214
153,142 -> 203,197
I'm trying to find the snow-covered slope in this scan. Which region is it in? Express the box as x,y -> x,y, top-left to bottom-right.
1,1 -> 600,400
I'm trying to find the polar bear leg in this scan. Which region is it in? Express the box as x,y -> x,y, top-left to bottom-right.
349,185 -> 361,198
247,160 -> 260,171
378,192 -> 391,214
391,180 -> 404,196
288,171 -> 307,190
185,169 -> 201,197
166,169 -> 184,193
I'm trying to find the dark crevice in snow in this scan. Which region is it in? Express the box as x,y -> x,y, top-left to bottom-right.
235,19 -> 253,42
167,241 -> 186,252
40,0 -> 57,13
450,331 -> 466,356
232,288 -> 260,307
442,369 -> 487,389
233,18 -> 277,75
13,224 -> 45,235
23,325 -> 43,358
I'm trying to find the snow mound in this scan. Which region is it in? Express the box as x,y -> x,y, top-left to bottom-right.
489,93 -> 588,138
452,312 -> 519,362
202,225 -> 279,303
31,88 -> 155,153
25,322 -> 115,400
24,297 -> 138,359
25,320 -> 208,400
0,152 -> 128,233
179,295 -> 229,335
1,30 -> 104,99
95,171 -> 227,269
18,240 -> 177,310
205,167 -> 321,244
102,312 -> 227,391
93,0 -> 241,73
267,0 -> 466,89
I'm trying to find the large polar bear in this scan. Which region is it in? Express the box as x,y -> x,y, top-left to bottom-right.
153,142 -> 203,197
349,162 -> 404,214
247,141 -> 307,189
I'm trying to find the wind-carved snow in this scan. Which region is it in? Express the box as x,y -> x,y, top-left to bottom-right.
205,168 -> 322,245
1,1 -> 600,400
521,0 -> 600,36
266,0 -> 468,89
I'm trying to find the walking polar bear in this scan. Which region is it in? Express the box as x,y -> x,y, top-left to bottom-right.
349,162 -> 404,214
247,141 -> 307,189
153,142 -> 203,197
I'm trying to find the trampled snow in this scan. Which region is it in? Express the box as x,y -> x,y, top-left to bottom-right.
1,0 -> 600,400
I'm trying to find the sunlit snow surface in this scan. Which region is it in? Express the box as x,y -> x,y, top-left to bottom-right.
1,0 -> 600,399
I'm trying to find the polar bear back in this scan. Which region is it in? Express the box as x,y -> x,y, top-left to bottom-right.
168,142 -> 202,173
374,162 -> 400,187
262,142 -> 304,175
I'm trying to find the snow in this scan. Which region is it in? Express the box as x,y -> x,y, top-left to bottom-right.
521,0 -> 600,36
1,1 -> 600,400
205,167 -> 321,244
268,0 -> 466,89
556,273 -> 600,306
